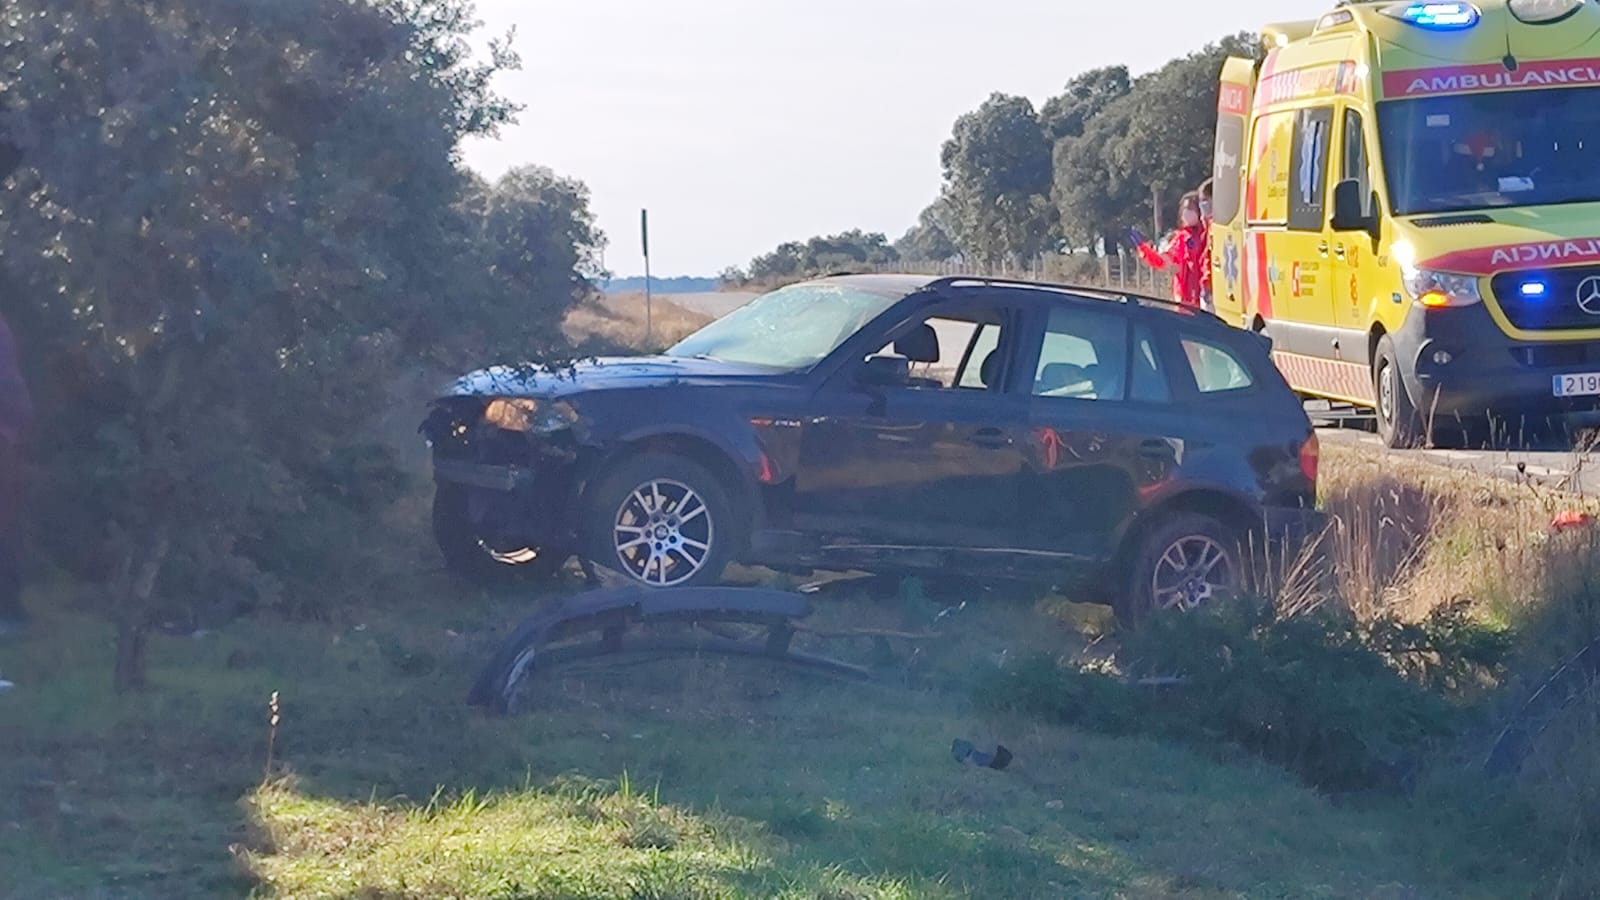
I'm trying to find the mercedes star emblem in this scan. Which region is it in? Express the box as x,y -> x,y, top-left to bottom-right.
1578,275 -> 1600,316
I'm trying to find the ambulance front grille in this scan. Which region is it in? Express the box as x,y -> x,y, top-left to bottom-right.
1491,267 -> 1600,331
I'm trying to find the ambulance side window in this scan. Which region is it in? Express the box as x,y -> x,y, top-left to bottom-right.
1288,107 -> 1333,232
1212,114 -> 1245,224
1342,109 -> 1373,218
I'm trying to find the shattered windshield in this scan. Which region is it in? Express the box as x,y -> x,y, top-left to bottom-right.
667,282 -> 901,370
1377,87 -> 1600,216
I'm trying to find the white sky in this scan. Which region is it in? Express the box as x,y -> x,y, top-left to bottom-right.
460,0 -> 1329,277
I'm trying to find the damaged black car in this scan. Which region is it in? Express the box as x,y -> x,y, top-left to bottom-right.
420,274 -> 1322,625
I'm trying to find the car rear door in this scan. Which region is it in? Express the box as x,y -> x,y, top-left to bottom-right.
792,293 -> 1031,551
1017,301 -> 1186,562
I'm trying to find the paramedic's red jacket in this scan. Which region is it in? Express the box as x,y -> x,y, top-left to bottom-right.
1135,224 -> 1207,307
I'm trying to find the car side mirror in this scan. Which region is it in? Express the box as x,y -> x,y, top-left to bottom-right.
1331,178 -> 1379,240
859,354 -> 910,387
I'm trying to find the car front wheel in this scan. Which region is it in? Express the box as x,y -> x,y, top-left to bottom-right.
1116,513 -> 1242,630
433,483 -> 567,585
582,453 -> 737,588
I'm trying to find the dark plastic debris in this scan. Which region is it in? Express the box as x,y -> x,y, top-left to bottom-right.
952,738 -> 1013,770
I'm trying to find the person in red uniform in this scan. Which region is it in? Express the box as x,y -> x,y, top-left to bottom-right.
1130,192 -> 1208,308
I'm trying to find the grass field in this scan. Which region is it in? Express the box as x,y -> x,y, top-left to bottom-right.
10,434 -> 1600,898
0,564 -> 1546,899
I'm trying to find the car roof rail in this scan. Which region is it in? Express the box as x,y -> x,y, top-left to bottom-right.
923,275 -> 1226,324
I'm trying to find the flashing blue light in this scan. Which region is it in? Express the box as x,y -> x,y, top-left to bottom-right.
1520,281 -> 1549,299
1387,2 -> 1481,29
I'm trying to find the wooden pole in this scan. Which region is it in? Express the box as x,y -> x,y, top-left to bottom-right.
640,209 -> 652,345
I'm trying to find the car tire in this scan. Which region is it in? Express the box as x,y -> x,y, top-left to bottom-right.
582,453 -> 738,589
433,483 -> 566,585
1115,513 -> 1243,631
1374,335 -> 1424,449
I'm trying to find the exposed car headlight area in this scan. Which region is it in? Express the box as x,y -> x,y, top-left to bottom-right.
482,397 -> 577,434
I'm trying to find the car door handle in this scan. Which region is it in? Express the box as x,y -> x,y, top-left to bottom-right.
1317,242 -> 1330,256
1139,439 -> 1175,458
1333,243 -> 1346,258
970,428 -> 1013,449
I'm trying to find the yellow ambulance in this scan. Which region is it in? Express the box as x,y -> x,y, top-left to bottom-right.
1210,0 -> 1600,447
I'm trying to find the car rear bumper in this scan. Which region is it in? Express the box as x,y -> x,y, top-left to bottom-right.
1261,504 -> 1328,551
1396,303 -> 1600,419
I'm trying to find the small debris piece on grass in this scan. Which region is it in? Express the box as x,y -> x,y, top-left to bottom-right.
952,738 -> 1013,770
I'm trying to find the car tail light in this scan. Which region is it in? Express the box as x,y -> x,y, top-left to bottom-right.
1299,432 -> 1320,484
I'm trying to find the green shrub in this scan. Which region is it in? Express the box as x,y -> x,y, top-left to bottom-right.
979,597 -> 1510,791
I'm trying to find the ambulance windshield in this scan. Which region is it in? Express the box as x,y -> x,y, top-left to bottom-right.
1377,87 -> 1600,216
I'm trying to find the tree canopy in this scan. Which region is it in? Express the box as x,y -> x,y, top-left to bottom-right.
728,229 -> 899,286
913,33 -> 1256,261
0,0 -> 604,686
938,93 -> 1057,268
1040,65 -> 1130,142
895,200 -> 961,264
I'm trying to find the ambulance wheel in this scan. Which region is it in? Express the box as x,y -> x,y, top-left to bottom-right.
1374,335 -> 1423,449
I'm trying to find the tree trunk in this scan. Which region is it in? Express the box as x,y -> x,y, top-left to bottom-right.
114,621 -> 148,691
112,528 -> 171,693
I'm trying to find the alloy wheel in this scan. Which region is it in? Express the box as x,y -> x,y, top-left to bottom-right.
611,478 -> 715,586
1149,534 -> 1236,612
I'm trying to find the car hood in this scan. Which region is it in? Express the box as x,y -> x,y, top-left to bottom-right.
1401,204 -> 1600,276
441,355 -> 788,399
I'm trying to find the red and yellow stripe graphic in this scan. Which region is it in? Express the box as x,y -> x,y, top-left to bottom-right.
1271,350 -> 1375,406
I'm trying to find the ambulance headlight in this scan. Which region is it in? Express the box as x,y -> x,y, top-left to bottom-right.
1403,268 -> 1483,308
1508,0 -> 1584,23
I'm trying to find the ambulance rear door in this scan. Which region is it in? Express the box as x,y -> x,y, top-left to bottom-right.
1211,56 -> 1255,328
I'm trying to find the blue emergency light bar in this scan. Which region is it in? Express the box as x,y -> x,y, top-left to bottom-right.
1520,280 -> 1549,298
1383,2 -> 1482,29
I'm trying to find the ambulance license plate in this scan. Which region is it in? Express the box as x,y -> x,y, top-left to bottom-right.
1553,373 -> 1600,397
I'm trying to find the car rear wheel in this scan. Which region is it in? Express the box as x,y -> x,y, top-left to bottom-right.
583,453 -> 737,588
433,483 -> 566,585
1116,513 -> 1242,630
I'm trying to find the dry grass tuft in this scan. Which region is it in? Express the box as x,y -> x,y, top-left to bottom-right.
1317,443 -> 1600,627
1312,442 -> 1600,892
563,292 -> 713,352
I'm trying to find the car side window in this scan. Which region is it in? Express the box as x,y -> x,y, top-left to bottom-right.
1032,306 -> 1128,401
955,322 -> 1002,390
1129,325 -> 1171,403
871,311 -> 1007,391
1181,336 -> 1255,394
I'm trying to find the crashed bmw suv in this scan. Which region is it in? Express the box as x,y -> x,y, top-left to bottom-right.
421,274 -> 1321,624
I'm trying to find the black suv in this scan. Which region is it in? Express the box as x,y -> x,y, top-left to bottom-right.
421,274 -> 1321,624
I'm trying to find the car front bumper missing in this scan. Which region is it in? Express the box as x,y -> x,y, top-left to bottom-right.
432,458 -> 533,493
